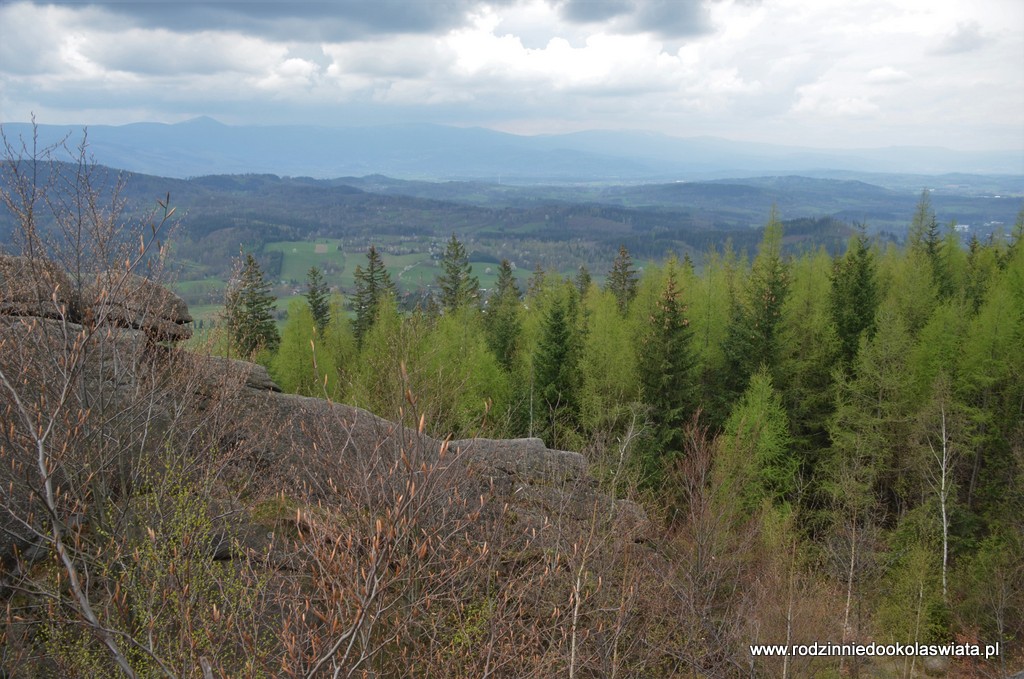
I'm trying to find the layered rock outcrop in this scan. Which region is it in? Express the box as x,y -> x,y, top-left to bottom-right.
0,254 -> 648,573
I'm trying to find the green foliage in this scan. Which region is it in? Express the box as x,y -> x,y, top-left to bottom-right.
578,288 -> 640,435
636,258 -> 696,489
485,258 -> 521,371
829,228 -> 878,368
304,265 -> 331,332
245,202 -> 1024,660
272,298 -> 340,398
907,189 -> 936,252
876,242 -> 938,334
347,293 -> 406,418
878,511 -> 950,644
418,307 -> 510,437
605,244 -> 639,314
532,283 -> 583,448
718,368 -> 794,513
954,532 -> 1024,643
721,210 -> 789,406
909,300 -> 968,400
777,249 -> 840,471
43,459 -> 272,676
352,245 -> 396,347
437,233 -> 479,313
223,252 -> 280,357
906,191 -> 957,300
689,243 -> 741,425
830,302 -> 919,519
574,263 -> 592,297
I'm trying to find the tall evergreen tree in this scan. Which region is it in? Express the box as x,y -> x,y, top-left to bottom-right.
906,189 -> 955,299
533,289 -> 581,448
574,264 -> 592,297
779,250 -> 842,482
637,259 -> 696,488
437,234 -> 479,312
606,244 -> 639,313
486,259 -> 522,370
223,252 -> 279,357
352,246 -> 396,347
907,189 -> 936,250
494,257 -> 519,299
829,228 -> 878,369
304,265 -> 331,333
527,263 -> 547,298
720,209 -> 789,405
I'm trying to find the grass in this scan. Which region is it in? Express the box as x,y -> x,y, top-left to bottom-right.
264,239 -> 347,283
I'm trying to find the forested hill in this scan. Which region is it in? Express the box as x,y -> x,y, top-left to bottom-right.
2,163 -> 1019,274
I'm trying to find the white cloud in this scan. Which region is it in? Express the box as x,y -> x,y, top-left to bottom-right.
932,20 -> 986,55
0,0 -> 1021,151
865,66 -> 912,84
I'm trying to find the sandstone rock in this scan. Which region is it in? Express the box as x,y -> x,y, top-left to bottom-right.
0,254 -> 78,321
88,270 -> 193,341
2,257 -> 652,601
203,355 -> 281,392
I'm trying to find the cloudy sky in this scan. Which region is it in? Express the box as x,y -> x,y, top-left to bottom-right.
1,0 -> 1021,150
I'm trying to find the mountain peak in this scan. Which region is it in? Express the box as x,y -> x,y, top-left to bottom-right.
177,115 -> 224,127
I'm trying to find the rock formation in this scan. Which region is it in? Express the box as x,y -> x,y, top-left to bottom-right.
1,253 -> 649,591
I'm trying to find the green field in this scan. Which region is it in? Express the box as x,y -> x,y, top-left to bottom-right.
264,239 -> 347,283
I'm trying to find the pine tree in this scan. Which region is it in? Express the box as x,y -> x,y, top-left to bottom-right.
637,259 -> 696,488
437,234 -> 479,312
304,266 -> 331,333
223,253 -> 279,357
352,245 -> 396,347
606,244 -> 639,313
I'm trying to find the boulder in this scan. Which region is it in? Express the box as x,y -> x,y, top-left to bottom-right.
88,271 -> 192,341
0,254 -> 78,321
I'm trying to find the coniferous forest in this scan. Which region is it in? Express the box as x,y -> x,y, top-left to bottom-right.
218,196 -> 1024,675
2,141 -> 1022,677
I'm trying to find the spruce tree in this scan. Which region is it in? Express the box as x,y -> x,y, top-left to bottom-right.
907,189 -> 935,251
533,289 -> 581,447
437,234 -> 479,312
606,244 -> 639,313
637,260 -> 696,488
721,209 -> 789,405
223,253 -> 279,357
352,246 -> 396,347
574,264 -> 592,297
486,259 -> 521,370
527,263 -> 547,298
304,265 -> 331,333
829,228 -> 878,369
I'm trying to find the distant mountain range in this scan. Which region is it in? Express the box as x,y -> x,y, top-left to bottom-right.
2,117 -> 1021,182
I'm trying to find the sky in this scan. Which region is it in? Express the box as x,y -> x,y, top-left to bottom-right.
1,0 -> 1022,151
